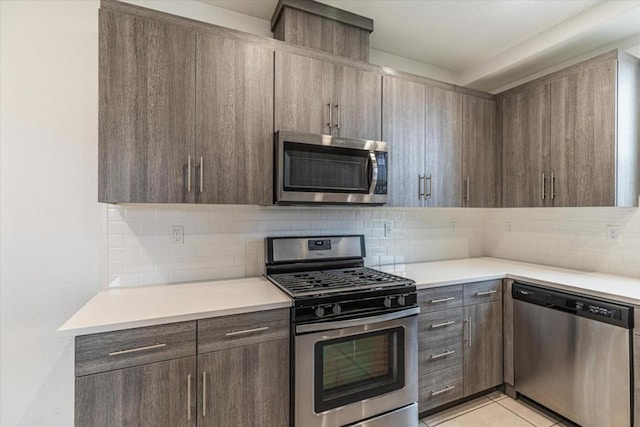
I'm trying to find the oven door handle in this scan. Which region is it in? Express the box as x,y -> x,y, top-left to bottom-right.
295,307 -> 420,334
368,151 -> 378,195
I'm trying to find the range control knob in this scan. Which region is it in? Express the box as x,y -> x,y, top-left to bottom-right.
315,306 -> 325,318
383,297 -> 392,308
398,295 -> 406,306
332,303 -> 342,315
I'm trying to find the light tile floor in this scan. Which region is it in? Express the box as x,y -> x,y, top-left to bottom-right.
419,391 -> 574,427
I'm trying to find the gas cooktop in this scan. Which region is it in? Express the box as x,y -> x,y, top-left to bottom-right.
268,266 -> 412,297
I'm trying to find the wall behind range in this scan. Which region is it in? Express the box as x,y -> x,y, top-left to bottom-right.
106,205 -> 486,287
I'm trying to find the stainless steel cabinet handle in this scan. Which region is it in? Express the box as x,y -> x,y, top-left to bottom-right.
431,385 -> 455,396
202,372 -> 207,417
431,320 -> 455,329
475,290 -> 498,296
430,297 -> 455,303
418,175 -> 425,200
225,326 -> 269,337
464,176 -> 470,202
327,99 -> 333,131
551,173 -> 556,200
187,156 -> 192,193
541,173 -> 546,200
467,318 -> 472,347
199,156 -> 204,193
108,343 -> 166,356
430,350 -> 455,360
335,103 -> 340,129
187,374 -> 192,421
425,174 -> 432,198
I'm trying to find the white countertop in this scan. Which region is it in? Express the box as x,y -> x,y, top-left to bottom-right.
58,276 -> 292,336
60,257 -> 640,337
381,257 -> 640,306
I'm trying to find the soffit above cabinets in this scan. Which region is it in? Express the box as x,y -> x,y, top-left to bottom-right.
199,0 -> 640,92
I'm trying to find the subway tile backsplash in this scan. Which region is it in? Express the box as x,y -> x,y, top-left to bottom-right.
106,205 -> 486,287
106,205 -> 640,288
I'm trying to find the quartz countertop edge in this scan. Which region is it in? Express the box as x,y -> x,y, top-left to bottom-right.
58,276 -> 293,336
60,257 -> 640,337
394,257 -> 640,306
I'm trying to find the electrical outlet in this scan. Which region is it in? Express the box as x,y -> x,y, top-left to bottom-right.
506,221 -> 513,232
451,221 -> 456,233
606,225 -> 621,243
171,225 -> 184,244
383,221 -> 392,237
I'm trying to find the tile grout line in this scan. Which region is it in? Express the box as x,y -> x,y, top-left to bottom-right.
424,399 -> 497,427
495,399 -> 539,427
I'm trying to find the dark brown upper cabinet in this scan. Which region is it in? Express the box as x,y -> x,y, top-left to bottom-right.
99,9 -> 273,205
499,50 -> 640,207
98,9 -> 196,204
275,50 -> 381,141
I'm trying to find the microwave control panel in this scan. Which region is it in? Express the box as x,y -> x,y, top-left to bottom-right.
374,152 -> 388,195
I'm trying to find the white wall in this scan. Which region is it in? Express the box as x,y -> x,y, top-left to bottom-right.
0,1 -> 104,425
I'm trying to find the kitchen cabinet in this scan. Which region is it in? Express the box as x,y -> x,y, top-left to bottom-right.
462,95 -> 497,207
275,50 -> 381,140
195,32 -> 273,205
416,280 -> 503,414
74,310 -> 290,427
499,50 -> 639,207
383,76 -> 426,207
99,7 -> 274,205
98,9 -> 196,204
76,357 -> 196,427
425,86 -> 462,207
197,340 -> 289,426
384,77 -> 469,208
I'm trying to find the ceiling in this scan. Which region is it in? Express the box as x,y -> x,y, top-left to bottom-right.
200,0 -> 640,92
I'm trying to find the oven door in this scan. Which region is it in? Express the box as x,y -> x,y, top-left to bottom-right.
275,131 -> 387,204
294,308 -> 419,427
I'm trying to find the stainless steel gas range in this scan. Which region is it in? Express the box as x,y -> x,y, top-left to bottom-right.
265,235 -> 419,427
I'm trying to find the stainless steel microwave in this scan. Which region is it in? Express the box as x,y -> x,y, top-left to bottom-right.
274,131 -> 388,205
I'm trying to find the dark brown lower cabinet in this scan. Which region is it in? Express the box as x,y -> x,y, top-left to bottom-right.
197,339 -> 289,427
75,356 -> 197,427
463,300 -> 503,396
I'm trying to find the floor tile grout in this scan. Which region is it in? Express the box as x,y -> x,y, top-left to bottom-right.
495,399 -> 541,427
422,398 -> 495,427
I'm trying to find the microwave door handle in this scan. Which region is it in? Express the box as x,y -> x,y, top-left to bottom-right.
368,152 -> 378,195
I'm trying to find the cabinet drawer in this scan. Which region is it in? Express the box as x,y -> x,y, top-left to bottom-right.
419,335 -> 463,375
75,321 -> 196,377
198,308 -> 289,353
418,365 -> 464,412
464,280 -> 502,305
419,308 -> 464,343
418,285 -> 463,313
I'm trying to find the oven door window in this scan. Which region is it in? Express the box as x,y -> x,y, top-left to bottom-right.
283,142 -> 371,193
314,327 -> 405,413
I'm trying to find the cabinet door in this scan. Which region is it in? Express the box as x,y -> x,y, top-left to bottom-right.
549,60 -> 616,206
334,64 -> 381,140
462,95 -> 497,207
275,51 -> 334,135
196,34 -> 273,205
198,339 -> 289,427
98,10 -> 196,203
501,84 -> 550,207
383,76 -> 426,207
425,86 -> 462,207
75,357 -> 196,427
463,301 -> 503,396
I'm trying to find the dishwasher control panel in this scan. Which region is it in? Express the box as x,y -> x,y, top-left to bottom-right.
513,282 -> 633,329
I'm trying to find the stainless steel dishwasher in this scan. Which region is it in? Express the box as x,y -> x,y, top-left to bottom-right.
513,282 -> 634,427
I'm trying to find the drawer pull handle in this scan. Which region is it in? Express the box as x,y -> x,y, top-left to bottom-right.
431,320 -> 455,329
187,374 -> 192,420
431,385 -> 455,396
475,290 -> 498,296
108,343 -> 166,356
430,350 -> 455,359
225,326 -> 269,337
430,297 -> 455,303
